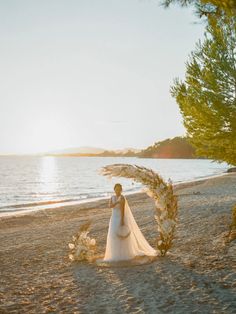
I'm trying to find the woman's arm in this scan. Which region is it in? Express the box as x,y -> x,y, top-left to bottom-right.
109,197 -> 113,208
120,196 -> 125,225
109,197 -> 118,208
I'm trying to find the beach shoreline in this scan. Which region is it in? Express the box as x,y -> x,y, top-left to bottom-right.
0,170 -> 231,219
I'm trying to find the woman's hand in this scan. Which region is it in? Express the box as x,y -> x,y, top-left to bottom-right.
109,198 -> 120,208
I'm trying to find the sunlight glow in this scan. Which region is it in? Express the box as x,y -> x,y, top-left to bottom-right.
39,157 -> 58,196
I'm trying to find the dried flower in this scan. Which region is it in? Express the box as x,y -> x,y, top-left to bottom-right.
69,254 -> 75,261
68,243 -> 75,249
90,238 -> 96,246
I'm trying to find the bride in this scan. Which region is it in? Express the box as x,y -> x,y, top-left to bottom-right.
103,183 -> 158,262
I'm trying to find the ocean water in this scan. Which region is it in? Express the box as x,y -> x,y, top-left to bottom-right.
0,156 -> 228,214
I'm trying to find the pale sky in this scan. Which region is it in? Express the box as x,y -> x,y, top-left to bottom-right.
0,0 -> 205,154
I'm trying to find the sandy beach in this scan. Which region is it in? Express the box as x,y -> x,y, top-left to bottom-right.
0,173 -> 236,313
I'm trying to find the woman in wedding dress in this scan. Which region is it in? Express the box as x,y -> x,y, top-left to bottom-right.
103,183 -> 158,263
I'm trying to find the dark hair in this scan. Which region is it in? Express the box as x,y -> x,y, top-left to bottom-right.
114,183 -> 122,190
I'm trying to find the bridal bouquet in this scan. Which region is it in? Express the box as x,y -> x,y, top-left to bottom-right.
100,163 -> 178,256
68,221 -> 97,262
116,224 -> 131,239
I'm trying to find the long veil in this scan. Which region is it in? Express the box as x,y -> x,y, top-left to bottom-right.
124,196 -> 158,257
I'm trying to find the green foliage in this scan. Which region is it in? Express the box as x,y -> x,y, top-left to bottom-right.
170,16 -> 236,165
161,0 -> 236,18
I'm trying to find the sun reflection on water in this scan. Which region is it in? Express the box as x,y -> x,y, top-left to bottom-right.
39,157 -> 58,196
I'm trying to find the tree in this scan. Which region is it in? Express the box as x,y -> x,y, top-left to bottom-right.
170,16 -> 236,165
161,0 -> 236,18
139,136 -> 197,159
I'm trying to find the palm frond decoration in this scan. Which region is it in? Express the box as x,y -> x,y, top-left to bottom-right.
100,163 -> 178,256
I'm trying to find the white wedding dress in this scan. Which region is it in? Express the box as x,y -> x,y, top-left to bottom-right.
103,194 -> 158,262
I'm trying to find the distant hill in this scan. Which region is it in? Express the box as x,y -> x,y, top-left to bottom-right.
47,146 -> 105,155
46,137 -> 200,159
47,147 -> 140,157
139,137 -> 197,159
97,149 -> 139,157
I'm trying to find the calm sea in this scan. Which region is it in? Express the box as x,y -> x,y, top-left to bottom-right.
0,156 -> 228,215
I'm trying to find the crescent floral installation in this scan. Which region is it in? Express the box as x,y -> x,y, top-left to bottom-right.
100,163 -> 178,256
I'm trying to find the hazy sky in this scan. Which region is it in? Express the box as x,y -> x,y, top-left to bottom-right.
0,0 -> 205,154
